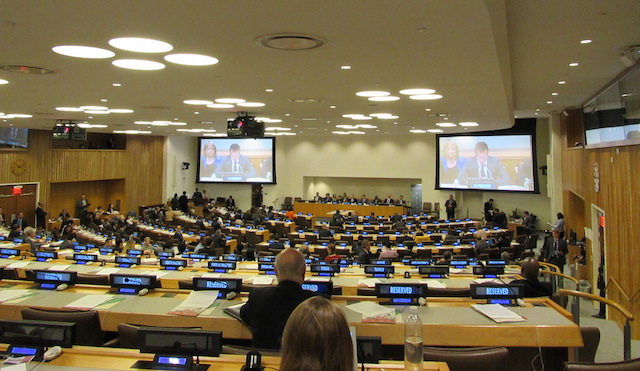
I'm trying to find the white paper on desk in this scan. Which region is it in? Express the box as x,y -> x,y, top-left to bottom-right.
346,301 -> 395,317
449,268 -> 466,274
181,291 -> 219,308
0,290 -> 33,303
201,272 -> 222,278
141,258 -> 158,265
141,270 -> 169,278
245,263 -> 259,270
95,268 -> 120,276
357,278 -> 381,288
64,294 -> 114,310
473,278 -> 500,284
6,261 -> 30,268
471,304 -> 525,323
307,276 -> 331,282
48,265 -> 71,271
1,362 -> 28,371
252,276 -> 274,285
420,279 -> 447,288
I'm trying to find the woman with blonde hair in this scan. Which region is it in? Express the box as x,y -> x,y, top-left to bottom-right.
280,296 -> 353,371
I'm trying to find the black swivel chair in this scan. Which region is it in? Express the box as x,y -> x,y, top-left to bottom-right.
21,307 -> 104,346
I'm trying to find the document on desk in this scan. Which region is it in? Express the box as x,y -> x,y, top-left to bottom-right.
141,270 -> 169,278
251,276 -> 275,285
471,304 -> 525,323
168,291 -> 219,317
95,268 -> 120,276
357,278 -> 381,288
346,301 -> 396,324
64,294 -> 114,310
6,261 -> 30,269
420,279 -> 447,288
48,265 -> 71,271
0,290 -> 33,303
201,272 -> 222,278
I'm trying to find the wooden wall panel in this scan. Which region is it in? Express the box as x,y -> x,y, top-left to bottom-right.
0,130 -> 164,220
561,116 -> 640,338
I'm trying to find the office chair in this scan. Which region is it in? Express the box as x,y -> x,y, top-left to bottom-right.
423,346 -> 509,371
577,327 -> 601,363
564,358 -> 640,370
21,307 -> 104,346
112,323 -> 202,348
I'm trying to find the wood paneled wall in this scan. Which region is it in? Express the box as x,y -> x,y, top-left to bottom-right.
561,113 -> 640,337
0,130 -> 164,221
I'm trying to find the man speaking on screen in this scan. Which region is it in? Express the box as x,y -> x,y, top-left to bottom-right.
459,141 -> 511,186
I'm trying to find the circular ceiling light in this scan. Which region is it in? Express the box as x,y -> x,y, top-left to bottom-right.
112,59 -> 165,70
368,96 -> 400,102
184,100 -> 213,105
237,102 -> 265,107
410,129 -> 427,133
580,39 -> 592,44
256,33 -> 325,51
356,91 -> 390,97
52,45 -> 115,59
569,62 -> 579,67
459,122 -> 479,127
207,103 -> 234,108
427,129 -> 443,133
435,122 -> 456,127
342,114 -> 365,118
108,108 -> 134,113
109,37 -> 173,53
80,106 -> 108,110
164,53 -> 219,66
410,94 -> 443,100
377,115 -> 399,119
84,110 -> 110,114
9,114 -> 32,118
56,107 -> 84,112
215,98 -> 246,104
134,121 -> 152,125
169,122 -> 187,126
369,113 -> 393,117
0,79 -> 9,84
399,88 -> 436,95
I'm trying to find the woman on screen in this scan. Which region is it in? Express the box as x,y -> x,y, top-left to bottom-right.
199,142 -> 220,178
440,139 -> 466,184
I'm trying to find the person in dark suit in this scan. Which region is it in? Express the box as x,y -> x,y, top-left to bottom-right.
226,195 -> 236,209
444,194 -> 457,220
540,229 -> 569,273
75,194 -> 90,218
491,208 -> 507,229
11,212 -> 28,230
357,240 -> 372,265
172,225 -> 184,242
216,143 -> 256,178
318,225 -> 333,239
35,203 -> 47,230
178,191 -> 189,213
459,142 -> 511,186
510,258 -> 553,297
523,210 -> 537,234
240,248 -> 316,349
484,198 -> 494,223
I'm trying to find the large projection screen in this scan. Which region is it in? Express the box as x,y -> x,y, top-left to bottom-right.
197,137 -> 275,184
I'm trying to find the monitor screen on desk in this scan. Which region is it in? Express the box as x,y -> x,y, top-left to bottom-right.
196,137 -> 275,184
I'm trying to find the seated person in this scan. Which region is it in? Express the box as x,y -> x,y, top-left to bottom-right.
378,244 -> 399,259
491,209 -> 507,229
510,258 -> 553,297
240,249 -> 316,349
23,227 -> 43,253
280,296 -> 353,371
332,210 -> 344,223
436,250 -> 453,265
357,240 -> 373,265
324,243 -> 340,263
140,236 -> 155,255
8,224 -> 23,239
474,229 -> 489,256
59,233 -> 76,249
318,225 -> 333,239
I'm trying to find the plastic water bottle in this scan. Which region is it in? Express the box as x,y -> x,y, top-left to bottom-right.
404,306 -> 423,370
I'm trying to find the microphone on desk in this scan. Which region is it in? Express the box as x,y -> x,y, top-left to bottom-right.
138,288 -> 149,296
100,260 -> 106,266
226,291 -> 237,300
418,297 -> 427,306
56,284 -> 68,291
241,351 -> 264,371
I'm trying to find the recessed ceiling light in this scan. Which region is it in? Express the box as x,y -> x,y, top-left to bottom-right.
56,107 -> 84,112
8,114 -> 32,118
170,122 -> 187,126
356,91 -> 390,97
237,102 -> 265,107
0,79 -> 9,84
569,62 -> 579,67
184,100 -> 213,105
150,122 -> 170,126
84,110 -> 110,114
547,101 -> 553,104
134,121 -> 151,125
301,117 -> 318,121
580,39 -> 592,44
535,112 -> 539,115
112,59 -> 165,70
194,112 -> 200,115
216,98 -> 246,104
399,88 -> 436,95
109,109 -> 134,113
436,122 -> 456,127
368,96 -> 400,101
342,114 -> 365,118
207,103 -> 234,108
459,122 -> 479,127
425,108 -> 432,111
410,129 -> 427,133
558,81 -> 566,84
100,99 -> 108,102
536,108 -> 541,111
409,94 -> 443,100
265,89 -> 273,92
351,116 -> 372,120
341,66 -> 351,69
551,92 -> 558,96
427,129 -> 443,133
52,45 -> 116,59
330,106 -> 336,109
164,53 -> 219,66
80,106 -> 108,110
108,37 -> 173,53
369,113 -> 393,117
377,115 -> 399,119
112,83 -> 122,87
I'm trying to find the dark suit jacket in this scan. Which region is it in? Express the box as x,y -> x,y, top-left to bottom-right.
459,156 -> 511,186
511,278 -> 553,297
11,218 -> 28,230
358,249 -> 372,265
540,236 -> 569,270
216,155 -> 256,178
239,280 -> 316,349
318,229 -> 333,239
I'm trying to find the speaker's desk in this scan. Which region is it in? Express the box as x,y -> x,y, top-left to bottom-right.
294,201 -> 408,218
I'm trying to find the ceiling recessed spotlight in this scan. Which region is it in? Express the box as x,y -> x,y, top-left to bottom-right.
265,89 -> 273,92
108,37 -> 173,53
207,103 -> 234,108
399,88 -> 436,95
356,90 -> 390,97
552,92 -> 558,96
112,83 -> 122,87
580,39 -> 592,44
0,79 -> 9,84
150,122 -> 169,126
9,114 -> 32,118
112,59 -> 165,70
84,110 -> 110,114
56,107 -> 84,112
425,108 -> 432,111
80,105 -> 108,110
194,112 -> 200,115
351,116 -> 373,120
134,121 -> 152,125
237,102 -> 265,107
459,122 -> 479,127
536,108 -> 541,111
169,122 -> 187,126
108,109 -> 134,113
100,99 -> 108,102
409,94 -> 443,100
368,96 -> 400,101
330,105 -> 336,109
164,53 -> 219,66
435,122 -> 456,127
341,65 -> 351,69
52,45 -> 115,59
535,112 -> 539,115
427,129 -> 443,133
215,98 -> 246,104
301,117 -> 318,121
184,100 -> 213,105
558,81 -> 566,84
410,129 -> 427,133
547,101 -> 553,104
369,113 -> 393,117
569,62 -> 579,67
342,114 -> 365,118
377,115 -> 399,119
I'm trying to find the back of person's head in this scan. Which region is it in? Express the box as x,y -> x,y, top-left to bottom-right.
326,243 -> 335,255
275,248 -> 306,283
475,229 -> 488,241
520,258 -> 540,280
24,226 -> 35,237
443,251 -> 453,260
280,296 -> 353,371
361,239 -> 371,250
557,212 -> 564,219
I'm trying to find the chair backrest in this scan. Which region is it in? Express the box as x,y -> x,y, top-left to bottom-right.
426,287 -> 471,298
577,327 -> 601,363
422,202 -> 432,212
117,323 -> 203,349
283,196 -> 293,206
21,307 -> 103,346
564,358 -> 640,370
423,346 -> 509,371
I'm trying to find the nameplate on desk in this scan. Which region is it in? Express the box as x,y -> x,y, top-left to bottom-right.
470,283 -> 523,302
115,256 -> 141,267
363,264 -> 394,277
0,248 -> 20,258
193,277 -> 241,294
34,269 -> 77,289
160,258 -> 188,270
110,273 -> 156,294
73,253 -> 98,264
35,251 -> 57,261
208,261 -> 236,272
302,280 -> 334,297
472,266 -> 504,277
310,263 -> 339,276
419,265 -> 449,277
